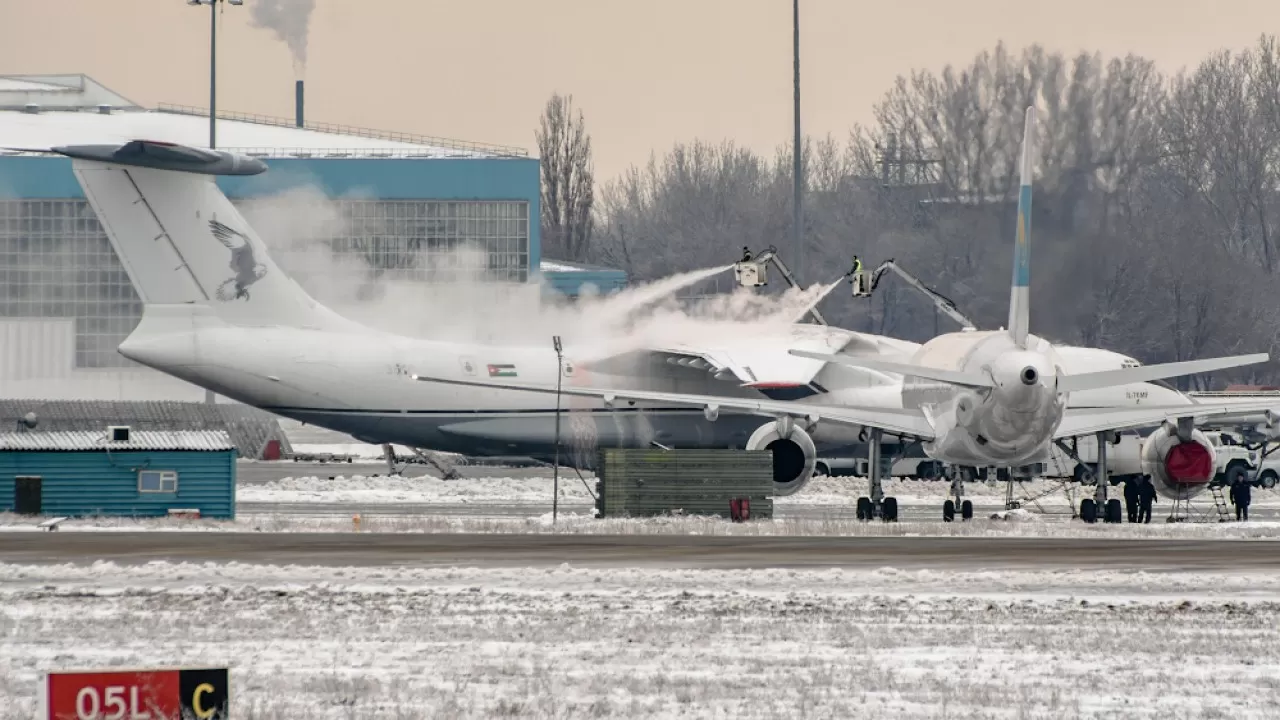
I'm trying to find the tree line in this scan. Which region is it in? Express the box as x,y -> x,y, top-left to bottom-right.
537,37 -> 1280,387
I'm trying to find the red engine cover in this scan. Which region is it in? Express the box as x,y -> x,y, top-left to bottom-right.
1165,441 -> 1213,485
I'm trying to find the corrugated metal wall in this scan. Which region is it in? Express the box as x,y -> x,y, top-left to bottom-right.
0,450 -> 236,519
596,449 -> 774,518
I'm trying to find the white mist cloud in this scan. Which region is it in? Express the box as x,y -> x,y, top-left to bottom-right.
235,185 -> 838,363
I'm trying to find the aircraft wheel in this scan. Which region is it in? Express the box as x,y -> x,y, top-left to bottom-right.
856,497 -> 872,521
1080,498 -> 1097,524
961,500 -> 974,521
1105,499 -> 1122,524
882,497 -> 898,522
943,500 -> 956,523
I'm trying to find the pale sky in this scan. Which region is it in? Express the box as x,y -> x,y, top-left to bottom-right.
2,1 -> 1277,180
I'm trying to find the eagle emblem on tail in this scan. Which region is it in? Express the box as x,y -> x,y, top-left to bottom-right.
209,219 -> 268,301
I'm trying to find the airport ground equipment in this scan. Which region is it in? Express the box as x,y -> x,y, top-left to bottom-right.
849,258 -> 977,331
733,245 -> 830,325
595,448 -> 774,519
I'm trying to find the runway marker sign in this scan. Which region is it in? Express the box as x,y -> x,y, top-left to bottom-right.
41,667 -> 229,719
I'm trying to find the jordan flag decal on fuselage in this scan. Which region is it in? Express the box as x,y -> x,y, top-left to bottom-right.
488,364 -> 517,378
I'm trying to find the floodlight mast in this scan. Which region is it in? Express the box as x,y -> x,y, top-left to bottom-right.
186,0 -> 244,149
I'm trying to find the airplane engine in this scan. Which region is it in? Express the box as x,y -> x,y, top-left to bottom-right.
745,419 -> 817,497
954,392 -> 981,429
1140,422 -> 1216,499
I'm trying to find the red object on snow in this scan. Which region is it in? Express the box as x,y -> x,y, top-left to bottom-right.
262,439 -> 281,461
1165,441 -> 1213,485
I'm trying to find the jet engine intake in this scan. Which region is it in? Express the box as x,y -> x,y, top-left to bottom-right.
1140,422 -> 1216,500
745,420 -> 817,497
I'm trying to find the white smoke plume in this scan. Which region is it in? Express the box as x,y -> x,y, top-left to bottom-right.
237,186 -> 840,363
248,0 -> 317,77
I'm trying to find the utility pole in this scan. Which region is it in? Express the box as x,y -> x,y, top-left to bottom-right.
552,335 -> 564,523
188,0 -> 243,149
209,0 -> 217,148
792,0 -> 804,284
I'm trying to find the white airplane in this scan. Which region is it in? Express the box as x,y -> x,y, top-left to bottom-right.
48,135 -> 1277,516
409,107 -> 1280,520
49,139 -> 921,494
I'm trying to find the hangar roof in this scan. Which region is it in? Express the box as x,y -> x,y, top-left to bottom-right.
0,429 -> 235,452
0,74 -> 527,160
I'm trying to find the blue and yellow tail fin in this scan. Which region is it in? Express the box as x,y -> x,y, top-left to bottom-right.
1007,105 -> 1035,347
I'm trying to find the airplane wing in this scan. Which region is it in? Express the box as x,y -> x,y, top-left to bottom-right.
581,329 -> 918,390
1055,400 -> 1280,439
410,374 -> 938,440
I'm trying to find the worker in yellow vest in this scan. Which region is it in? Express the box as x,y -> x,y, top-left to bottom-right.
851,255 -> 865,296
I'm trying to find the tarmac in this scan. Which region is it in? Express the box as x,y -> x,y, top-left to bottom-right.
3,533 -> 1280,570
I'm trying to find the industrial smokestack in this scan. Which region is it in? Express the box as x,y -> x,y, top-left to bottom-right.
295,80 -> 304,128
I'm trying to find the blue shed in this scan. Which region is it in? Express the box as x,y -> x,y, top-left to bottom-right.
0,428 -> 237,519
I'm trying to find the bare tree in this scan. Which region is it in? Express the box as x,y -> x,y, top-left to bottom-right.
536,93 -> 595,261
586,39 -> 1280,386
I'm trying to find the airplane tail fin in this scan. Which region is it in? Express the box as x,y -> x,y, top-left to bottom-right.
60,141 -> 352,330
1008,106 -> 1036,347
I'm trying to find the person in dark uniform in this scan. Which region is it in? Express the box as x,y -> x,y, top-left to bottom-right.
741,246 -> 753,262
1123,478 -> 1139,523
1137,478 -> 1157,524
1231,477 -> 1252,521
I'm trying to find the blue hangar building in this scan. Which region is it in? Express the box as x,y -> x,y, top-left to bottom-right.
0,427 -> 237,519
0,73 -> 626,402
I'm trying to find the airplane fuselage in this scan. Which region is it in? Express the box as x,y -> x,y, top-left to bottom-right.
120,309 -> 1190,468
119,309 -> 892,461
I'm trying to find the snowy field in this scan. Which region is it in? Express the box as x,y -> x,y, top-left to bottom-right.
3,560 -> 1280,719
237,472 -> 1280,509
5,474 -> 1280,538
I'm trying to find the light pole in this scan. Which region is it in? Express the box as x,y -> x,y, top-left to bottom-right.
552,335 -> 564,523
187,0 -> 243,149
792,0 -> 803,284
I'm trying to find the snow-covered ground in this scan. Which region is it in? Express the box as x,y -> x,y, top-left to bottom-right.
238,472 -> 598,505
238,472 -> 1280,508
2,561 -> 1279,719
6,509 -> 1280,539
6,475 -> 1279,536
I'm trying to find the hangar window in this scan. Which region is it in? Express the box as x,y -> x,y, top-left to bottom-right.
138,470 -> 178,493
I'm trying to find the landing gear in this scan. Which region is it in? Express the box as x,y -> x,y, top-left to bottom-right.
1056,433 -> 1121,524
382,443 -> 463,480
1084,431 -> 1119,523
942,466 -> 974,522
855,428 -> 899,521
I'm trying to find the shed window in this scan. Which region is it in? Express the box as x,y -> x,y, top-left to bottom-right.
138,470 -> 178,493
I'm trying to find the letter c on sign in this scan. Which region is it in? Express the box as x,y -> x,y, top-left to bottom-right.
193,683 -> 215,719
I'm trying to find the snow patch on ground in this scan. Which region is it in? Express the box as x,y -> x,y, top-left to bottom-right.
6,511 -> 1280,539
238,473 -> 595,504
2,561 -> 1279,718
237,472 -> 1280,510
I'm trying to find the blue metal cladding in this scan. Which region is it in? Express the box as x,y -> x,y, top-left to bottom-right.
0,449 -> 236,519
0,154 -> 543,272
540,269 -> 628,297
